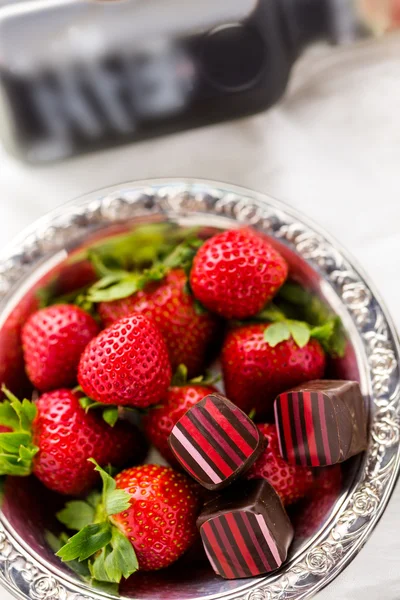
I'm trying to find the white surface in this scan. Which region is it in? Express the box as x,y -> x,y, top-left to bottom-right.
0,34 -> 399,600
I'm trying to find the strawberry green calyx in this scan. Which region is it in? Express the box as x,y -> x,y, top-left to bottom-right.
78,396 -> 119,428
171,364 -> 221,388
0,386 -> 38,476
85,238 -> 203,305
257,301 -> 345,357
56,460 -> 138,585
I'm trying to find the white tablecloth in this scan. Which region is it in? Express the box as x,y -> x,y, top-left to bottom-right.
0,34 -> 399,600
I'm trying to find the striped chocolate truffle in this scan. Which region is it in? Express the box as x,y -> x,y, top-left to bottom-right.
197,479 -> 294,579
168,393 -> 265,490
274,380 -> 367,467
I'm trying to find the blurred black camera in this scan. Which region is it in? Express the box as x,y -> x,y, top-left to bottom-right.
0,0 -> 368,163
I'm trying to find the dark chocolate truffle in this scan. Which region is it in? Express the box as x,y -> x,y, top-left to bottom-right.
197,479 -> 294,579
168,393 -> 265,490
274,380 -> 367,467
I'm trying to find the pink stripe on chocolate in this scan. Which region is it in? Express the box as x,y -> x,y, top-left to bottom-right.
179,416 -> 233,477
191,406 -> 243,466
213,517 -> 247,577
204,399 -> 254,456
202,522 -> 235,579
241,511 -> 272,572
303,391 -> 319,467
280,393 -> 295,462
255,514 -> 281,566
172,427 -> 222,484
292,392 -> 307,467
224,513 -> 260,576
231,406 -> 259,437
203,541 -> 219,574
318,393 -> 332,465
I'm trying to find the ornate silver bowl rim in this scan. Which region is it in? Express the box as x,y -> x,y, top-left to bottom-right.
0,179 -> 399,600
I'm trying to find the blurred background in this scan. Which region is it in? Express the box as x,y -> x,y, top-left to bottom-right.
0,1 -> 399,598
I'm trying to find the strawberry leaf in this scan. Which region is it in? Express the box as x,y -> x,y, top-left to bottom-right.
87,489 -> 102,508
104,526 -> 138,582
0,388 -> 38,477
102,407 -> 119,428
278,282 -> 310,306
172,364 -> 188,386
264,323 -> 291,347
57,501 -> 96,531
87,274 -> 142,303
258,289 -> 346,356
0,402 -> 20,431
162,239 -> 203,272
257,304 -> 286,322
91,578 -> 119,595
57,522 -> 112,562
1,387 -> 37,432
89,546 -> 109,582
0,453 -> 34,476
310,320 -> 336,344
89,459 -> 131,516
79,397 -> 94,411
193,298 -> 208,316
277,282 -> 332,326
311,317 -> 346,357
0,432 -> 32,454
89,224 -> 175,271
287,321 -> 311,348
79,398 -> 119,428
45,530 -> 93,579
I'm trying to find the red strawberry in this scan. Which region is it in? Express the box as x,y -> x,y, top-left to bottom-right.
78,314 -> 172,407
57,463 -> 200,583
98,269 -> 220,377
293,465 -> 342,538
221,323 -> 326,418
0,388 -> 146,495
189,228 -> 288,319
143,382 -> 217,465
22,304 -> 99,392
0,292 -> 39,396
112,465 -> 199,570
246,423 -> 313,505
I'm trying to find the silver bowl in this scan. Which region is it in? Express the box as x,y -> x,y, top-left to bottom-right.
0,179 -> 398,600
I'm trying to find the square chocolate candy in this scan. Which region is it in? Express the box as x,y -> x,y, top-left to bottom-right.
168,393 -> 265,490
197,479 -> 294,579
274,380 -> 368,467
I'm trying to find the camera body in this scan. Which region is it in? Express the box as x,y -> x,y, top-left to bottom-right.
0,0 -> 363,162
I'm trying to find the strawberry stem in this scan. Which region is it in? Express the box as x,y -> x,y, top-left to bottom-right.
56,460 -> 138,585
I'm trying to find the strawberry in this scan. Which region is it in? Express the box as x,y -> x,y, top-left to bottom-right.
221,323 -> 326,418
78,314 -> 172,408
293,465 -> 342,538
189,228 -> 288,319
57,463 -> 200,584
0,387 -> 146,496
0,292 -> 39,396
22,305 -> 100,392
98,269 -> 220,376
246,423 -> 313,505
143,366 -> 217,465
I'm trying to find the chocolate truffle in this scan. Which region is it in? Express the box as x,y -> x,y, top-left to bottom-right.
168,393 -> 265,490
197,479 -> 294,579
274,380 -> 368,467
